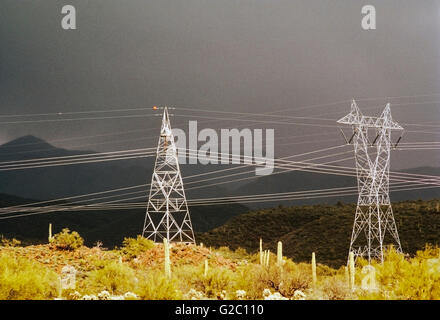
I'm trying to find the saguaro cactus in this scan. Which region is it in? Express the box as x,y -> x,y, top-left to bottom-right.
48,223 -> 53,243
349,251 -> 355,290
264,250 -> 270,268
163,238 -> 171,279
204,259 -> 209,277
312,252 -> 317,285
345,266 -> 349,286
277,241 -> 283,266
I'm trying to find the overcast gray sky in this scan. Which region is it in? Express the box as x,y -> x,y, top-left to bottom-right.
0,0 -> 439,169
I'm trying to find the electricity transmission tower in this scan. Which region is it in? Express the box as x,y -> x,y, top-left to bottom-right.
142,106 -> 195,244
338,100 -> 403,263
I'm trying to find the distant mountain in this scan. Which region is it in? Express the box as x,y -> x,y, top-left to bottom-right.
0,136 -> 250,237
0,135 -> 149,200
0,135 -> 93,161
0,193 -> 248,247
0,135 -> 240,200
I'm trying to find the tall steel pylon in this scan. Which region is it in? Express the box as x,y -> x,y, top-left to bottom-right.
338,100 -> 403,263
142,106 -> 195,244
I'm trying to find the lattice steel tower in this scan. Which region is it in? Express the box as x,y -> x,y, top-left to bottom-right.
338,100 -> 403,263
143,106 -> 195,244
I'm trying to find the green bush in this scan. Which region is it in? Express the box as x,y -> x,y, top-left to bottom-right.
50,228 -> 83,251
176,263 -> 235,299
233,264 -> 266,299
121,235 -> 155,259
233,259 -> 312,299
215,246 -> 250,260
358,247 -> 440,300
278,262 -> 312,297
200,266 -> 234,298
0,236 -> 21,247
85,261 -> 136,295
316,263 -> 339,277
0,253 -> 59,300
136,270 -> 182,300
308,275 -> 353,300
171,264 -> 203,293
416,244 -> 440,259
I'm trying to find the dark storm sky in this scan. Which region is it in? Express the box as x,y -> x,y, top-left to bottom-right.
0,0 -> 439,170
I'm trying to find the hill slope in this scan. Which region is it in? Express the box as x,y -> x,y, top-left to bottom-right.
233,167 -> 440,209
197,199 -> 440,267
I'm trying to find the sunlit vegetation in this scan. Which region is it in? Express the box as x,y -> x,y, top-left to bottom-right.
50,228 -> 84,251
0,253 -> 59,300
1,230 -> 440,300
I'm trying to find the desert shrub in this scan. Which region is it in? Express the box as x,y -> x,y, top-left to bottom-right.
262,260 -> 310,295
136,270 -> 182,300
85,261 -> 136,295
0,236 -> 21,247
200,266 -> 234,298
416,244 -> 440,259
316,263 -> 338,277
233,264 -> 266,299
121,235 -> 155,259
233,259 -> 312,299
259,261 -> 312,298
358,247 -> 440,300
215,246 -> 233,258
234,247 -> 249,258
278,262 -> 313,297
172,264 -> 204,293
247,252 -> 262,264
50,228 -> 83,251
0,253 -> 59,300
308,276 -> 354,300
61,288 -> 80,300
173,262 -> 236,299
215,246 -> 249,260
